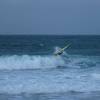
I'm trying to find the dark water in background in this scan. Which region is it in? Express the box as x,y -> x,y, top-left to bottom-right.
0,35 -> 100,55
0,35 -> 100,100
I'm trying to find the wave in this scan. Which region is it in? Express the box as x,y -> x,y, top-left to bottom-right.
0,53 -> 99,70
0,55 -> 67,70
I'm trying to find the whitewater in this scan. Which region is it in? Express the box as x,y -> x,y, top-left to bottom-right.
0,53 -> 100,94
0,53 -> 99,70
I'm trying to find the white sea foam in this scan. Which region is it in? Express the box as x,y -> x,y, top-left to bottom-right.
0,54 -> 100,94
0,66 -> 100,94
0,55 -> 66,70
91,73 -> 100,79
0,52 -> 99,70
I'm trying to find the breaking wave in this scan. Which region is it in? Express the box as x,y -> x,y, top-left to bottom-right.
0,54 -> 99,70
0,55 -> 67,70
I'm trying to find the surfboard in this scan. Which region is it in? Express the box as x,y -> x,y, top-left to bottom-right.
54,43 -> 71,56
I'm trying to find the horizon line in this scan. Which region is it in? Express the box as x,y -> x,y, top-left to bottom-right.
0,33 -> 100,36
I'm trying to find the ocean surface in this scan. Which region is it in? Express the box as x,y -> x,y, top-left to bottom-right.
0,35 -> 100,100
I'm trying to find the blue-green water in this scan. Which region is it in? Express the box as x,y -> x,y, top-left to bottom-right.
0,35 -> 100,100
0,35 -> 100,55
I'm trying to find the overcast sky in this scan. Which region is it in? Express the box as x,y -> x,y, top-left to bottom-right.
0,0 -> 100,35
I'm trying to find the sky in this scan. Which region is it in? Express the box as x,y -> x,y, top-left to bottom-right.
0,0 -> 100,35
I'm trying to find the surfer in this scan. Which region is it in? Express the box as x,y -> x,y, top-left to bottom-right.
54,49 -> 63,56
54,44 -> 71,56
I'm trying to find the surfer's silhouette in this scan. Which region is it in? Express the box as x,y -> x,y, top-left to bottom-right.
54,44 -> 71,56
54,49 -> 64,56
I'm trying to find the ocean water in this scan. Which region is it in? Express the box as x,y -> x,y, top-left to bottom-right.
0,35 -> 100,100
